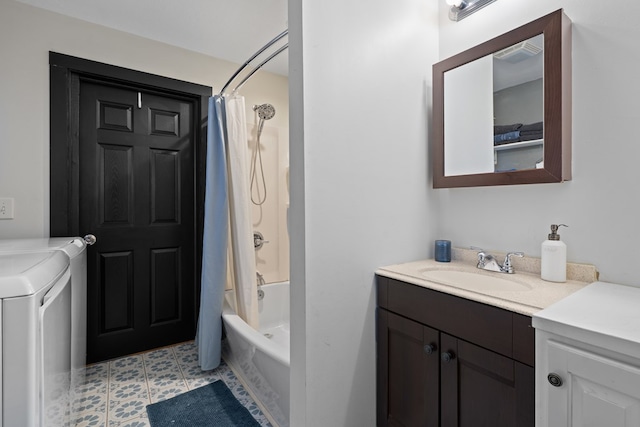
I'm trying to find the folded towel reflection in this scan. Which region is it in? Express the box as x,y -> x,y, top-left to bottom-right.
520,130 -> 543,141
494,123 -> 522,134
494,121 -> 543,144
520,121 -> 543,132
494,131 -> 521,145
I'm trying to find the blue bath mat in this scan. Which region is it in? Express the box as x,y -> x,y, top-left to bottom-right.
146,381 -> 260,427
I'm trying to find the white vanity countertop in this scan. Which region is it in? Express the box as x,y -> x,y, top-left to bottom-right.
376,257 -> 594,317
533,281 -> 640,354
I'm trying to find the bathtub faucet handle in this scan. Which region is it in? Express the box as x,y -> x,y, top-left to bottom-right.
254,231 -> 269,250
503,251 -> 524,274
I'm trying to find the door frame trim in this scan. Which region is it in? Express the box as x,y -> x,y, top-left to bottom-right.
49,51 -> 211,323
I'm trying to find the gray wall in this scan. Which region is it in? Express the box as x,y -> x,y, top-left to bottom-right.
494,78 -> 544,126
290,0 -> 439,425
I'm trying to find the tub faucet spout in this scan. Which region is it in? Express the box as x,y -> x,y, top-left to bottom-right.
256,271 -> 266,300
256,271 -> 266,286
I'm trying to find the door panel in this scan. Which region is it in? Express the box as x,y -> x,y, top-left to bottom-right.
377,308 -> 439,427
80,81 -> 196,362
150,247 -> 181,324
547,340 -> 640,427
100,250 -> 134,333
150,149 -> 179,222
441,333 -> 534,427
101,144 -> 133,224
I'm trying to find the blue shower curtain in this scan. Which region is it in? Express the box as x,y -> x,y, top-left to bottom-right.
196,95 -> 228,370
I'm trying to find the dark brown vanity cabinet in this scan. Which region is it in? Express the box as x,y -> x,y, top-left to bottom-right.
376,276 -> 535,427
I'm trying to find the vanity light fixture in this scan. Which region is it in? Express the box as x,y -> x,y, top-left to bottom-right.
446,0 -> 497,22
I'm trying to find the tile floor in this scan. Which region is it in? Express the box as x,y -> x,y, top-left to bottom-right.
72,341 -> 272,427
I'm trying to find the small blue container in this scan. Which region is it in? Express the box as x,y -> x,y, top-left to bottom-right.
435,240 -> 451,262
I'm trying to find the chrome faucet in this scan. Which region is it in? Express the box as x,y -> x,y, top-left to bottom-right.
256,271 -> 266,287
475,248 -> 524,274
256,271 -> 265,300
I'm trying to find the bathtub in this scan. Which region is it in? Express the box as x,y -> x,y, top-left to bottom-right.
222,281 -> 290,427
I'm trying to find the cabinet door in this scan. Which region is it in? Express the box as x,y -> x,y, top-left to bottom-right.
440,333 -> 534,427
546,340 -> 640,427
377,309 -> 439,427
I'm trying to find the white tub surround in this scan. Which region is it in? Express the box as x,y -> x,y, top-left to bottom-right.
376,248 -> 598,316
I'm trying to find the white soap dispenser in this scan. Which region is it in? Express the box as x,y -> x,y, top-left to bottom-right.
541,224 -> 568,282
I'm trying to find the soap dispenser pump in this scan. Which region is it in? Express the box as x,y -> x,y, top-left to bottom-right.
541,224 -> 568,282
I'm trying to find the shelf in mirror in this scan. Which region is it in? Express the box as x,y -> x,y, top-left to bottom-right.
494,139 -> 543,152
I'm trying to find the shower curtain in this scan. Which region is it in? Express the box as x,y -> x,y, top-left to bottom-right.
225,95 -> 260,330
196,96 -> 228,370
196,95 -> 259,370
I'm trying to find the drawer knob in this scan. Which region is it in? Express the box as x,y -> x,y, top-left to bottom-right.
441,351 -> 455,363
424,344 -> 437,355
547,373 -> 563,387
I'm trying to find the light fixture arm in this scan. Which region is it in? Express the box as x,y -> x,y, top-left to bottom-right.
448,0 -> 497,21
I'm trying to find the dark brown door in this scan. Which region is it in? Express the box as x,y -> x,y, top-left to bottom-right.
440,333 -> 534,427
79,80 -> 196,363
377,308 -> 440,427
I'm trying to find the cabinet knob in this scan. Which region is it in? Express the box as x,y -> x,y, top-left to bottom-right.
441,351 -> 455,363
547,373 -> 563,387
424,344 -> 437,355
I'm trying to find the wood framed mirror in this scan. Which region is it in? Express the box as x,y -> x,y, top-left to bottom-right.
433,9 -> 571,188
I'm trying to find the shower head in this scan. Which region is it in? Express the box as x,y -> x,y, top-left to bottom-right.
254,103 -> 276,121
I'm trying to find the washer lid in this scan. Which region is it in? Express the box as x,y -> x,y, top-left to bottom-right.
0,237 -> 85,258
0,250 -> 70,298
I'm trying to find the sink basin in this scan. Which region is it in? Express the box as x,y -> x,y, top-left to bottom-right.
420,268 -> 532,292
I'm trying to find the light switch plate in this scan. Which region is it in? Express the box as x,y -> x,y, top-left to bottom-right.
0,198 -> 14,219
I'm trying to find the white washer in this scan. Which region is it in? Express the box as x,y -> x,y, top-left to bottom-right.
0,250 -> 72,426
0,238 -> 87,389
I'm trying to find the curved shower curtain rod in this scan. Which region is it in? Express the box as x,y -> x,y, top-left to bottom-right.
219,29 -> 289,96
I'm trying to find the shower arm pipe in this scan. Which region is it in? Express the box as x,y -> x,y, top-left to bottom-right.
231,44 -> 289,94
219,29 -> 288,96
